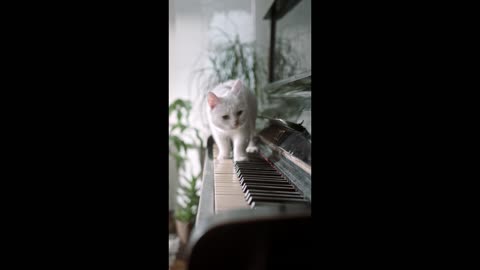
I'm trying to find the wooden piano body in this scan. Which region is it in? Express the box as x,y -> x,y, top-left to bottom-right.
188,205 -> 312,269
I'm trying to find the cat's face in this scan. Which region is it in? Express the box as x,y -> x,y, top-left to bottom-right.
210,97 -> 247,130
208,80 -> 248,130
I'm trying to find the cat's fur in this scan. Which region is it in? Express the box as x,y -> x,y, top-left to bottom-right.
206,79 -> 257,161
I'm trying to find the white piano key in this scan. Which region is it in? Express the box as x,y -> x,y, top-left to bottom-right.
213,157 -> 249,213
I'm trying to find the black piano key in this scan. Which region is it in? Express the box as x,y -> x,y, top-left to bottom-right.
241,181 -> 293,188
251,201 -> 310,208
238,171 -> 282,177
240,178 -> 289,185
236,166 -> 273,172
247,190 -> 303,197
241,175 -> 286,180
244,168 -> 275,172
247,192 -> 304,199
246,193 -> 304,201
244,190 -> 303,198
241,180 -> 289,187
236,165 -> 272,170
242,184 -> 296,192
237,172 -> 282,179
244,188 -> 297,196
236,168 -> 279,174
241,182 -> 292,190
241,172 -> 284,177
241,179 -> 288,185
236,166 -> 271,170
242,186 -> 294,195
241,174 -> 285,181
239,174 -> 285,179
246,189 -> 303,197
247,196 -> 308,205
250,196 -> 308,204
240,175 -> 287,181
234,152 -> 310,208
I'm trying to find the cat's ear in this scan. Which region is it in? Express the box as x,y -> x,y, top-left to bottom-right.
207,92 -> 220,109
231,79 -> 243,95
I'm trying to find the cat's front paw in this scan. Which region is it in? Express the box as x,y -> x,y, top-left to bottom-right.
216,153 -> 230,160
246,146 -> 258,153
234,154 -> 248,162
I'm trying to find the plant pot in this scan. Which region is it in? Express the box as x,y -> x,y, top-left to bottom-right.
175,220 -> 193,245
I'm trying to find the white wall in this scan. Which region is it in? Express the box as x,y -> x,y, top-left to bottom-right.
254,0 -> 273,91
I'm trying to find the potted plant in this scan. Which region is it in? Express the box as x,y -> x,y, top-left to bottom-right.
191,31 -> 300,116
169,98 -> 204,244
191,32 -> 267,118
174,172 -> 201,245
190,31 -> 299,130
169,99 -> 204,172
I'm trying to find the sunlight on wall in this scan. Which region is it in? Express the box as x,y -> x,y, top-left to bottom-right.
208,10 -> 254,45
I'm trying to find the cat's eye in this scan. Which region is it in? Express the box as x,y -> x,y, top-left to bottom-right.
237,110 -> 243,116
222,115 -> 230,120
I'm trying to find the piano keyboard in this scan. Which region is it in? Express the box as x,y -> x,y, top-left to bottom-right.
212,146 -> 249,213
212,144 -> 308,213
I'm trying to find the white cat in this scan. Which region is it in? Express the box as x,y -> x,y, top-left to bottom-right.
206,79 -> 258,161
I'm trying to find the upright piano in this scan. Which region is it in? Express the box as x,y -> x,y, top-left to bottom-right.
186,72 -> 312,269
187,1 -> 311,268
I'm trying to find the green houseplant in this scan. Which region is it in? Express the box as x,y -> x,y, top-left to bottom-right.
174,172 -> 201,244
169,99 -> 204,171
192,32 -> 267,112
191,31 -> 299,130
169,98 -> 204,244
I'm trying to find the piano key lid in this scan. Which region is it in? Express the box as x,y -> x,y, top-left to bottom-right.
259,116 -> 310,139
259,116 -> 303,131
275,119 -> 306,132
